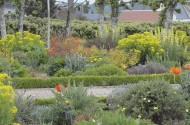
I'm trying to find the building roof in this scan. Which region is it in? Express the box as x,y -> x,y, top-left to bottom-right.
3,2 -> 16,9
174,3 -> 190,19
118,10 -> 160,22
130,3 -> 152,10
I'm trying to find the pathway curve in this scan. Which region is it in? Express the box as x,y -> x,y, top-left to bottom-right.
15,84 -> 181,99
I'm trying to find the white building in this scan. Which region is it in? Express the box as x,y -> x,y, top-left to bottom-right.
3,2 -> 16,15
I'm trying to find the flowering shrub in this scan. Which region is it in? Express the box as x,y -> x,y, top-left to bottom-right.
48,35 -> 82,57
117,32 -> 163,64
117,79 -> 188,125
107,49 -> 139,70
154,28 -> 190,65
0,74 -> 17,125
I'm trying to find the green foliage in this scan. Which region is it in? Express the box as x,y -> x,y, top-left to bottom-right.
77,109 -> 156,125
12,74 -> 179,89
124,22 -> 158,35
51,83 -> 103,124
54,68 -> 72,77
35,98 -> 55,106
154,28 -> 190,65
0,74 -> 17,125
82,64 -> 125,76
117,32 -> 163,64
118,79 -> 188,125
65,54 -> 86,73
35,97 -> 107,106
46,57 -> 65,76
14,92 -> 36,124
5,16 -> 99,40
60,83 -> 103,115
0,58 -> 30,78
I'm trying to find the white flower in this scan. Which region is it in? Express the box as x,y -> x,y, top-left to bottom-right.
143,98 -> 147,100
138,115 -> 141,118
186,109 -> 189,112
153,106 -> 158,110
147,100 -> 151,102
92,119 -> 96,122
121,108 -> 126,112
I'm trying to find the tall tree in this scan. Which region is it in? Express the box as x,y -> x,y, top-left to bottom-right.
95,0 -> 130,26
95,0 -> 106,37
133,0 -> 186,34
24,0 -> 57,18
19,0 -> 25,37
64,0 -> 89,36
0,0 -> 6,38
47,0 -> 50,48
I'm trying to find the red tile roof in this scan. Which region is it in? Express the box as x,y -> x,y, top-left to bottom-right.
118,10 -> 160,22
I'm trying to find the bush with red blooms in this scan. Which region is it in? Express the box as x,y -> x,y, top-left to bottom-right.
48,35 -> 82,57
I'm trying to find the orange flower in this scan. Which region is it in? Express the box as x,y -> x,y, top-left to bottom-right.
170,67 -> 181,75
184,64 -> 190,70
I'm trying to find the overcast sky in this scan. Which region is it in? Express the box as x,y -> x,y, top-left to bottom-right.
57,0 -> 95,4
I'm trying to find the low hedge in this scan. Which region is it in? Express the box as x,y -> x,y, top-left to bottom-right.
35,96 -> 108,106
12,74 -> 179,89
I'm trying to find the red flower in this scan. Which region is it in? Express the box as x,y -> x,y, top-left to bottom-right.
55,85 -> 61,92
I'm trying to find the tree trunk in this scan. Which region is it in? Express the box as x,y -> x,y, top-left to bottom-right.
164,7 -> 174,35
98,4 -> 105,37
0,4 -> 6,38
19,0 -> 25,37
47,0 -> 51,48
65,0 -> 74,37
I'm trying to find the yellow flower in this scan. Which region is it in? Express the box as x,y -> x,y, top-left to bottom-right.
64,100 -> 69,104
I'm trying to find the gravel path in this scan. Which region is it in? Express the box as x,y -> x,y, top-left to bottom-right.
15,84 -> 181,99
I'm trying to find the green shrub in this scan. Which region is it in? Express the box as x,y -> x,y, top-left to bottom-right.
154,28 -> 190,65
54,68 -> 72,77
35,98 -> 55,106
82,64 -> 126,76
50,83 -> 103,125
14,92 -> 36,124
65,54 -> 86,73
118,79 -> 188,125
117,32 -> 163,64
0,58 -> 30,78
77,109 -> 156,125
47,57 -> 65,76
5,16 -> 99,40
127,62 -> 167,75
12,74 -> 180,89
0,74 -> 17,125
